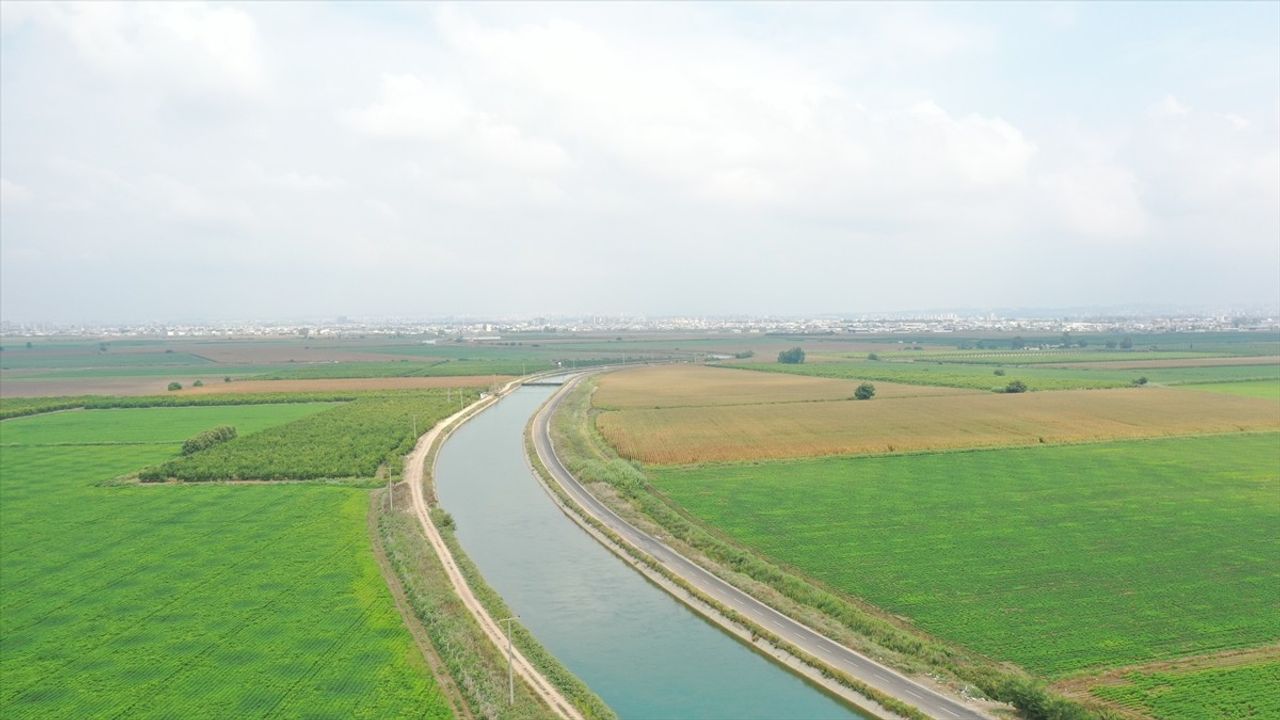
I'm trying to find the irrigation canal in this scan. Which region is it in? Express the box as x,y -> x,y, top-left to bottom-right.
435,384 -> 863,720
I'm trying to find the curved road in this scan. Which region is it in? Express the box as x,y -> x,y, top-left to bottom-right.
531,374 -> 992,720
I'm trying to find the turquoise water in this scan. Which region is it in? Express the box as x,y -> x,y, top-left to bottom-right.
436,386 -> 861,720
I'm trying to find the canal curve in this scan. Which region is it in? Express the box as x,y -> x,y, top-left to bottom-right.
435,384 -> 862,720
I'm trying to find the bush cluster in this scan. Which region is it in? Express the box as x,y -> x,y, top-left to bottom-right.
181,425 -> 237,455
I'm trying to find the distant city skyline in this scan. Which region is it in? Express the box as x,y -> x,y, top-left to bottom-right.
3,2 -> 1278,322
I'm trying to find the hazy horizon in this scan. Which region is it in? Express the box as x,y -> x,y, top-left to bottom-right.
3,2 -> 1278,323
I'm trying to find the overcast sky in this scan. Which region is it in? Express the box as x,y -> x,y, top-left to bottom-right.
2,2 -> 1277,322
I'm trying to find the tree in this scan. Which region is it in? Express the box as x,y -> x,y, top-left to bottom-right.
224,376 -> 232,383
193,379 -> 204,387
867,352 -> 880,361
1004,380 -> 1028,393
167,382 -> 182,391
994,368 -> 1006,376
25,341 -> 32,349
1105,340 -> 1117,349
1078,339 -> 1089,348
777,347 -> 806,364
1133,376 -> 1148,386
1120,336 -> 1133,350
853,382 -> 876,400
1011,336 -> 1026,350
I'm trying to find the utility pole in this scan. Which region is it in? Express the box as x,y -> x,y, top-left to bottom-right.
500,616 -> 519,705
388,476 -> 393,511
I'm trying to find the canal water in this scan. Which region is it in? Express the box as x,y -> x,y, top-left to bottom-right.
436,385 -> 861,720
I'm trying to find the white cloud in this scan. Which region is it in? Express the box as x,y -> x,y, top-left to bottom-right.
0,178 -> 33,208
344,73 -> 571,175
1,3 -> 1276,320
6,2 -> 264,97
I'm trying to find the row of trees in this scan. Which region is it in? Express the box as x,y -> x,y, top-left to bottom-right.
140,392 -> 476,482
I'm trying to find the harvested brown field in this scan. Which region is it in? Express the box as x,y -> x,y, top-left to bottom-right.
1044,355 -> 1280,370
594,364 -> 976,409
596,387 -> 1280,464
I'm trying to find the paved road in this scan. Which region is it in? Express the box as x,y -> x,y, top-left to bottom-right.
531,375 -> 992,720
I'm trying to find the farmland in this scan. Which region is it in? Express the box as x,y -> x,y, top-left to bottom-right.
0,406 -> 451,718
646,433 -> 1280,676
596,383 -> 1280,463
141,392 -> 476,482
1088,659 -> 1280,719
568,358 -> 1280,718
592,364 -> 975,410
732,357 -> 1280,392
1184,379 -> 1280,401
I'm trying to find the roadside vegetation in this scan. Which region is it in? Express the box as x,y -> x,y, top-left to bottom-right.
0,407 -> 451,718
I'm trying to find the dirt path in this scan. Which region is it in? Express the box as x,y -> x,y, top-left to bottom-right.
402,382 -> 585,720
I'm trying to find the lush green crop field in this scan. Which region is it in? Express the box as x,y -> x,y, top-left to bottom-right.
733,358 -> 1280,391
1089,660 -> 1280,719
1184,379 -> 1280,401
0,409 -> 449,719
0,404 -> 331,446
649,433 -> 1280,676
143,392 -> 476,482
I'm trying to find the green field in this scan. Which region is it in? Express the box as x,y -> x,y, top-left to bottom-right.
732,358 -> 1280,392
0,407 -> 450,719
1090,661 -> 1280,719
648,433 -> 1280,677
0,404 -> 331,446
1184,379 -> 1280,401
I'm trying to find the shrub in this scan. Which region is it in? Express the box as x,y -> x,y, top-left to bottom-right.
1005,380 -> 1028,393
193,380 -> 204,387
853,382 -> 876,400
777,347 -> 806,364
1133,376 -> 1149,386
167,382 -> 182,391
994,369 -> 1006,376
867,352 -> 880,361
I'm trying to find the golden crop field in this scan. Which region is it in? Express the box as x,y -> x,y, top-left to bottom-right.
596,386 -> 1280,464
593,364 -> 977,409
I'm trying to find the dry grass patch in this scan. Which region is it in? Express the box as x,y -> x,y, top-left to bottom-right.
598,387 -> 1280,464
594,364 -> 975,409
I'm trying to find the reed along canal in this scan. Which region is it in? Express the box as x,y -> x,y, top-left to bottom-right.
435,384 -> 862,720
